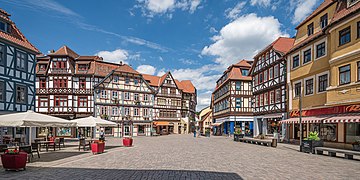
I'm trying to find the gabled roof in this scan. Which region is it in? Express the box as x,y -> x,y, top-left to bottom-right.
330,0 -> 360,24
114,64 -> 140,75
142,74 -> 161,87
0,8 -> 40,53
50,46 -> 79,59
215,60 -> 252,91
76,56 -> 103,61
296,0 -> 336,29
179,80 -> 196,94
142,73 -> 196,94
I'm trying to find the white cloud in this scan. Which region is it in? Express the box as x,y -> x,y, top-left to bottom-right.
225,1 -> 246,20
197,91 -> 213,110
291,0 -> 319,24
95,49 -> 129,64
136,0 -> 202,18
209,27 -> 218,33
136,65 -> 157,75
202,13 -> 289,67
250,0 -> 271,7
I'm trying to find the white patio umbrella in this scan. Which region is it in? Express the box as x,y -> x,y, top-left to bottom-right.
70,116 -> 117,127
0,110 -> 76,127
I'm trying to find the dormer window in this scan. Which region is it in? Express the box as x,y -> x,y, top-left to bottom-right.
53,58 -> 67,69
348,0 -> 359,7
78,64 -> 89,71
241,69 -> 249,76
0,21 -> 11,33
39,64 -> 47,71
307,23 -> 314,36
320,14 -> 328,29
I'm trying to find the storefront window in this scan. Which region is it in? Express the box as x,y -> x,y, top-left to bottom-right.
57,128 -> 72,136
346,123 -> 360,143
267,119 -> 281,135
244,122 -> 253,137
38,127 -> 48,137
320,124 -> 337,142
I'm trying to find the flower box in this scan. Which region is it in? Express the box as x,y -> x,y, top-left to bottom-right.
123,138 -> 133,147
1,152 -> 27,171
301,140 -> 324,154
91,141 -> 105,154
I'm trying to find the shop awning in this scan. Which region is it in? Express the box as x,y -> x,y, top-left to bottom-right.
212,122 -> 223,126
323,113 -> 360,123
280,116 -> 327,124
153,121 -> 170,126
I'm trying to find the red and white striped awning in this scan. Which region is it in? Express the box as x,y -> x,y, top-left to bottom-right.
280,116 -> 327,124
323,113 -> 360,123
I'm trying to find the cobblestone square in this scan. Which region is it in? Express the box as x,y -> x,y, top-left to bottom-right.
1,135 -> 359,180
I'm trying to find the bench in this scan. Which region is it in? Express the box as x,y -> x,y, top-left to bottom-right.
315,147 -> 360,160
238,138 -> 272,147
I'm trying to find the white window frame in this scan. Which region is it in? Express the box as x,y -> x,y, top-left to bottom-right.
101,90 -> 107,99
314,38 -> 327,61
125,92 -> 130,100
112,91 -> 118,99
124,107 -> 130,116
304,76 -> 315,96
113,76 -> 119,83
134,108 -> 139,116
316,71 -> 329,94
301,45 -> 313,65
112,107 -> 118,116
292,79 -> 303,98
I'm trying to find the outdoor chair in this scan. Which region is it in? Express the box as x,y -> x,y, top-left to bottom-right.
19,145 -> 32,162
31,142 -> 40,159
59,137 -> 65,148
78,138 -> 90,151
48,138 -> 61,151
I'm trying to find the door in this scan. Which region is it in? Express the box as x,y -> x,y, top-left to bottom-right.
124,126 -> 130,137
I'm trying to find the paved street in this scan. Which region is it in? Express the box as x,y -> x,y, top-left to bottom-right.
1,135 -> 360,180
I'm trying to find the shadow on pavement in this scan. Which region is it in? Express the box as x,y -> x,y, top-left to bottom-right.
0,167 -> 243,179
31,152 -> 88,162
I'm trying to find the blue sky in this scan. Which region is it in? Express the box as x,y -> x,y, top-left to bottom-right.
1,0 -> 322,110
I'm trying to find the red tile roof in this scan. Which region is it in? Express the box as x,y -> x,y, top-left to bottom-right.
142,73 -> 196,94
50,46 -> 79,59
179,80 -> 196,93
215,60 -> 252,91
114,64 -> 140,75
143,74 -> 161,87
0,8 -> 40,53
296,0 -> 336,29
331,0 -> 360,23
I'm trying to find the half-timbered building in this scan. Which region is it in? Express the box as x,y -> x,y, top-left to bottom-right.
250,37 -> 294,137
212,60 -> 253,136
143,72 -> 197,134
94,63 -> 155,137
35,46 -> 120,137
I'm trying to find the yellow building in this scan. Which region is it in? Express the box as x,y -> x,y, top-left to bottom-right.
285,0 -> 360,149
198,107 -> 213,134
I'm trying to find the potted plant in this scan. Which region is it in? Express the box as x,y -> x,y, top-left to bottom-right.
352,140 -> 360,151
205,129 -> 210,137
234,129 -> 243,141
91,140 -> 105,154
1,149 -> 27,171
123,137 -> 133,147
301,131 -> 323,154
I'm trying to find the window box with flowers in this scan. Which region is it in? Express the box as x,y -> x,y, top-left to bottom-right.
1,149 -> 27,171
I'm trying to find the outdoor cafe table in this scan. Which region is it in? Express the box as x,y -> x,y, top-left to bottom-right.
38,141 -> 52,152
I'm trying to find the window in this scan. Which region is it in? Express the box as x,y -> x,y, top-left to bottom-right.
39,64 -> 47,71
39,78 -> 46,88
358,21 -> 360,39
358,62 -> 360,81
292,55 -> 299,68
259,73 -> 263,83
134,108 -> 139,116
0,81 -> 4,102
339,65 -> 351,85
134,93 -> 139,101
264,92 -> 268,105
235,81 -> 241,90
270,91 -> 274,104
274,64 -> 279,78
241,69 -> 249,76
348,0 -> 360,7
235,98 -> 241,108
0,21 -> 10,33
16,51 -> 26,70
125,92 -> 130,100
101,90 -> 107,98
318,74 -> 328,92
269,67 -> 273,79
124,107 -> 130,116
158,98 -> 166,105
16,85 -> 26,104
264,70 -> 268,82
316,42 -> 326,58
125,78 -> 130,84
78,64 -> 89,71
143,108 -> 149,116
303,49 -> 312,64
144,94 -> 149,101
112,91 -> 118,99
0,44 -> 4,64
294,82 -> 301,97
307,23 -> 314,36
134,79 -> 139,85
260,94 -> 263,106
55,96 -> 67,107
38,97 -> 48,107
276,89 -> 282,103
54,78 -> 67,88
79,79 -> 86,89
112,107 -> 118,116
113,76 -> 119,83
52,58 -> 67,69
78,97 -> 87,107
320,14 -> 328,29
339,27 -> 351,46
305,78 -> 314,95
345,123 -> 360,143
